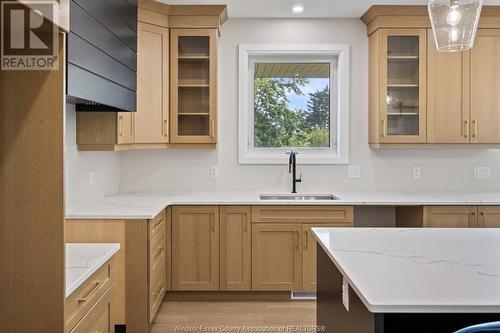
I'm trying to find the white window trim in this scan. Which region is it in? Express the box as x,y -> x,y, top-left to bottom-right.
238,44 -> 350,165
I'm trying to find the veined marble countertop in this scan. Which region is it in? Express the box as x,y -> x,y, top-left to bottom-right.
66,243 -> 120,298
312,228 -> 500,313
66,191 -> 500,219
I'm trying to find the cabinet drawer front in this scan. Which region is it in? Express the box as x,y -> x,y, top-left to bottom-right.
65,260 -> 113,333
150,210 -> 166,239
252,206 -> 353,223
150,223 -> 166,270
149,251 -> 166,322
70,285 -> 113,333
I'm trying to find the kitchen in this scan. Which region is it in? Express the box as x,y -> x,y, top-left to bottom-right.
1,0 -> 500,332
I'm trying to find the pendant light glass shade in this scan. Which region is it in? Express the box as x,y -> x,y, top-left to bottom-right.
428,0 -> 483,52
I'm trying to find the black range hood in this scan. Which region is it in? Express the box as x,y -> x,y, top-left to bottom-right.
67,0 -> 137,112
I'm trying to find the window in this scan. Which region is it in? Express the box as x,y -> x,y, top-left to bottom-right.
238,45 -> 349,164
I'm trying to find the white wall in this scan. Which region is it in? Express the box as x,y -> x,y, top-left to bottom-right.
118,18 -> 500,193
65,103 -> 120,211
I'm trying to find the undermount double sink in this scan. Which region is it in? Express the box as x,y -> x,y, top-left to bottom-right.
259,194 -> 339,201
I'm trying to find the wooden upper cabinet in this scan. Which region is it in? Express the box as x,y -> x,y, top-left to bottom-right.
423,206 -> 477,228
252,224 -> 302,291
171,206 -> 219,291
136,22 -> 170,144
478,206 -> 500,228
220,206 -> 251,291
371,29 -> 427,144
470,29 -> 500,144
427,30 -> 470,144
170,29 -> 217,144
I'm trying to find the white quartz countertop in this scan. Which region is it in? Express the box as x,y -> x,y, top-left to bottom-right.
66,243 -> 120,298
66,191 -> 500,219
312,228 -> 500,313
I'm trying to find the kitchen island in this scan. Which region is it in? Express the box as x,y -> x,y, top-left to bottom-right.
312,228 -> 500,333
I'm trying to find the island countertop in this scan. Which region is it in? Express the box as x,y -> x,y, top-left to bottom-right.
312,228 -> 500,313
66,243 -> 120,297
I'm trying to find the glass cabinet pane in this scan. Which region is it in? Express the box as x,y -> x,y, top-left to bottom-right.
178,36 -> 209,57
176,35 -> 212,137
386,35 -> 420,136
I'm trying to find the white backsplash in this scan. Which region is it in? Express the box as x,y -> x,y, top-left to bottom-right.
64,18 -> 500,202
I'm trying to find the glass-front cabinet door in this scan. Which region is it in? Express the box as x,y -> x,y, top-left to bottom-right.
170,29 -> 217,144
380,29 -> 427,143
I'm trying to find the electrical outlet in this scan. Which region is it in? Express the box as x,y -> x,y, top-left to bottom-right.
412,167 -> 422,179
348,166 -> 361,178
474,167 -> 491,179
88,172 -> 95,187
210,166 -> 219,179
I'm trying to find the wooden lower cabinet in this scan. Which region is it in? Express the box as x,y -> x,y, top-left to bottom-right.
65,259 -> 114,333
478,206 -> 500,228
252,224 -> 303,291
69,288 -> 113,333
65,209 -> 170,333
402,206 -> 500,228
172,206 -> 219,290
423,206 -> 477,228
220,206 -> 251,291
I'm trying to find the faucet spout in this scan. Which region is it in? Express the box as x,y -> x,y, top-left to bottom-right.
287,150 -> 302,194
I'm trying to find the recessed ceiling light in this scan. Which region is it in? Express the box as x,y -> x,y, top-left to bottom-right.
292,5 -> 304,13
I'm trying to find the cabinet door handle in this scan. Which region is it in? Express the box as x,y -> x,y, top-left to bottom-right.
381,119 -> 387,138
153,219 -> 164,229
304,230 -> 309,250
470,211 -> 476,228
78,281 -> 104,303
464,120 -> 469,138
480,211 -> 485,228
164,119 -> 169,138
152,283 -> 164,297
118,115 -> 124,137
472,119 -> 477,139
154,246 -> 164,259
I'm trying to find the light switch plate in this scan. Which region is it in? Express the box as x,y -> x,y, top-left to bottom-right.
348,166 -> 361,178
474,167 -> 491,179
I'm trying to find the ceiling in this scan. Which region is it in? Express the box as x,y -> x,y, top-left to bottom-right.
162,0 -> 500,18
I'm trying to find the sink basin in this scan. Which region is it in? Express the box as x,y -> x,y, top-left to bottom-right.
259,194 -> 339,201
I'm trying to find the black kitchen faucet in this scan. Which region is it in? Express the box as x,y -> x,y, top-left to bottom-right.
288,150 -> 302,194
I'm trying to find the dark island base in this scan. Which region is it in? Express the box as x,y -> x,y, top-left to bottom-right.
316,245 -> 500,333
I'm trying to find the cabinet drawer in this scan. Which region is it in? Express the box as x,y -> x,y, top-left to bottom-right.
149,251 -> 166,323
70,285 -> 113,333
252,206 -> 354,223
149,223 -> 166,271
65,260 -> 113,333
150,210 -> 166,239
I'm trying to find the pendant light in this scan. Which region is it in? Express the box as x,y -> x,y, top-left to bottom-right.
428,0 -> 484,52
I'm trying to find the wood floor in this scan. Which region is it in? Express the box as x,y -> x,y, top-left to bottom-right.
151,300 -> 316,333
